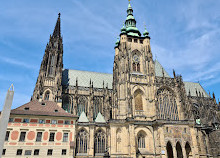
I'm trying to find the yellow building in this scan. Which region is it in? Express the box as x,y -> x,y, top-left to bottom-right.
2,2 -> 220,158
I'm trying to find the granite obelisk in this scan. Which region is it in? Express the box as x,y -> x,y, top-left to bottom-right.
0,85 -> 14,158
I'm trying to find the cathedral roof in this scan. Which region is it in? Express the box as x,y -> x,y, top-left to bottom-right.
62,64 -> 209,98
9,100 -> 77,118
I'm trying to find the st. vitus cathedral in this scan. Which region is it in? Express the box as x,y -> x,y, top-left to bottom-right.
31,2 -> 220,158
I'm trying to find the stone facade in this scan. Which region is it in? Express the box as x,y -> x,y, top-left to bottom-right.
2,2 -> 220,158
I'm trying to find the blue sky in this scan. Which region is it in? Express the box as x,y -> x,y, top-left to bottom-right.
0,0 -> 220,110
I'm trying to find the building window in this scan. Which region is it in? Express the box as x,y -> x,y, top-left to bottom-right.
157,88 -> 179,120
140,40 -> 143,44
166,127 -> 169,133
184,128 -> 187,133
76,129 -> 88,154
134,39 -> 138,43
62,149 -> 67,155
24,107 -> 29,111
94,129 -> 106,154
134,89 -> 143,110
39,119 -> 45,124
9,118 -> 13,122
77,96 -> 88,116
137,133 -> 145,148
44,91 -> 50,100
25,150 -> 32,155
16,149 -> 22,155
19,132 -> 26,142
36,132 -> 42,142
51,120 -> 57,124
132,55 -> 140,72
63,133 -> 68,142
62,95 -> 71,112
128,38 -> 132,42
64,120 -> 70,124
34,149 -> 39,155
2,149 -> 6,155
49,132 -> 55,141
93,97 -> 102,119
23,119 -> 29,123
5,131 -> 10,141
47,149 -> 53,155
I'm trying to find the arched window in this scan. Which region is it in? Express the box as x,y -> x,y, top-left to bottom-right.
76,129 -> 88,154
44,91 -> 50,100
137,132 -> 145,148
185,142 -> 192,158
134,90 -> 143,110
157,88 -> 179,120
94,129 -> 106,154
176,142 -> 183,158
77,96 -> 88,116
62,96 -> 71,113
93,97 -> 102,119
116,128 -> 122,152
166,141 -> 174,158
49,55 -> 55,76
132,54 -> 140,72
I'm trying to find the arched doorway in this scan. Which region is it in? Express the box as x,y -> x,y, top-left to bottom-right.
166,141 -> 173,158
185,142 -> 192,158
176,142 -> 183,158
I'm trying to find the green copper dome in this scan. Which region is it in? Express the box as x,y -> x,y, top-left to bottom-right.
124,2 -> 141,37
115,37 -> 120,47
143,27 -> 149,37
121,23 -> 126,34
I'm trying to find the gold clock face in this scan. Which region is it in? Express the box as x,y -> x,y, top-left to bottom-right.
133,55 -> 139,63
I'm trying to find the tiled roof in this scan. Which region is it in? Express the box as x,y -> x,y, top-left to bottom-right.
154,59 -> 170,77
10,100 -> 77,118
62,69 -> 112,89
62,62 -> 209,98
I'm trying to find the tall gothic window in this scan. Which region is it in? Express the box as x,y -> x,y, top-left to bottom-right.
49,55 -> 55,75
134,89 -> 143,110
157,88 -> 179,120
166,141 -> 174,158
62,96 -> 71,113
137,132 -> 145,149
44,91 -> 50,100
77,96 -> 88,116
132,55 -> 140,72
93,97 -> 102,119
94,129 -> 106,154
76,129 -> 88,154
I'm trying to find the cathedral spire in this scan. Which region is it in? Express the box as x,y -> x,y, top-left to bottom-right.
52,13 -> 61,38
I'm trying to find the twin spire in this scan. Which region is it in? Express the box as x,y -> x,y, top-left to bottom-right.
52,13 -> 61,38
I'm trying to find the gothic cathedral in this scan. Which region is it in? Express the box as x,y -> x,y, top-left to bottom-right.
13,2 -> 220,158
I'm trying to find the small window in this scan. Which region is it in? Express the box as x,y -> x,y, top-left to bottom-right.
41,102 -> 46,106
2,149 -> 6,155
25,150 -> 32,155
63,133 -> 68,142
166,127 -> 169,133
5,131 -> 10,141
39,119 -> 45,124
62,149 -> 67,155
51,120 -> 57,124
34,149 -> 39,155
36,132 -> 42,142
128,38 -> 132,42
19,132 -> 26,142
24,107 -> 29,111
184,128 -> 187,133
23,119 -> 29,123
17,149 -> 22,155
9,118 -> 13,122
64,120 -> 70,125
47,149 -> 53,155
134,39 -> 138,43
49,132 -> 55,142
140,40 -> 143,44
44,91 -> 50,100
54,109 -> 58,112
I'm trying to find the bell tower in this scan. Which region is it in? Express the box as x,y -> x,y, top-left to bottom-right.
32,13 -> 63,102
112,2 -> 156,120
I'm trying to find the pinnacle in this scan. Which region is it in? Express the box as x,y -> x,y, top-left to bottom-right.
52,13 -> 61,38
